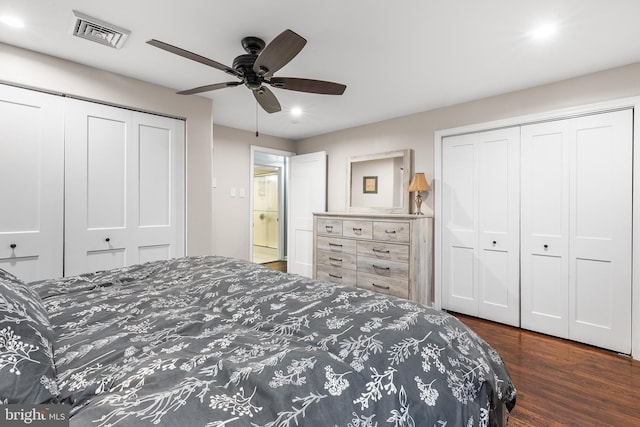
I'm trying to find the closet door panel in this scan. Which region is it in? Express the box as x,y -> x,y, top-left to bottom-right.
65,102 -> 185,276
521,121 -> 570,337
0,85 -> 63,281
569,110 -> 632,354
477,129 -> 520,326
134,112 -> 185,261
442,137 -> 477,315
65,100 -> 137,276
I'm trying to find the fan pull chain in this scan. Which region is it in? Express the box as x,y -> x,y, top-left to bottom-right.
255,101 -> 259,137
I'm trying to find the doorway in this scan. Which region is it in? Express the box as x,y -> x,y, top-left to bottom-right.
250,146 -> 293,265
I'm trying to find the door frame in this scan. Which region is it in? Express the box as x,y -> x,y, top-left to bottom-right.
434,95 -> 640,360
249,146 -> 295,263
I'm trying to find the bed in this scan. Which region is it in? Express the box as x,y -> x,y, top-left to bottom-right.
1,255 -> 516,426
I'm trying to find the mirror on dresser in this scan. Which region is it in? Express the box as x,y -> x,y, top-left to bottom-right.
346,149 -> 412,214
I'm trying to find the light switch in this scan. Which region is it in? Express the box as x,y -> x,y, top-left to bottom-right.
230,187 -> 236,197
239,188 -> 246,198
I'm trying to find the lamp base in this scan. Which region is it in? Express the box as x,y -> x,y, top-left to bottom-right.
414,193 -> 423,215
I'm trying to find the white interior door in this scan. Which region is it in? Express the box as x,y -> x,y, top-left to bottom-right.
442,134 -> 478,315
0,85 -> 64,282
521,110 -> 632,353
134,112 -> 185,264
568,110 -> 632,353
288,151 -> 326,277
442,128 -> 520,326
64,99 -> 184,276
521,120 -> 571,338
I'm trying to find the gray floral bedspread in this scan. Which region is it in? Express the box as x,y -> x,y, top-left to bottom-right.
32,256 -> 516,426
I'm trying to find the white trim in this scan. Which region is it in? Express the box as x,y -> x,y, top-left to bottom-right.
434,96 -> 640,360
249,146 -> 295,263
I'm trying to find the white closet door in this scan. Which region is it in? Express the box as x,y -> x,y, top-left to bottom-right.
0,85 -> 64,282
442,133 -> 478,315
521,110 -> 632,353
442,128 -> 520,326
133,112 -> 185,264
521,120 -> 571,338
568,110 -> 632,354
64,99 -> 185,276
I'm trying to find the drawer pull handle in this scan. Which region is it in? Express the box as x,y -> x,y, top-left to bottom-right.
105,237 -> 111,243
372,264 -> 390,271
329,257 -> 343,263
329,273 -> 342,279
10,243 -> 17,249
492,240 -> 497,245
385,230 -> 397,234
372,283 -> 390,290
325,225 -> 333,232
328,243 -> 343,248
352,227 -> 362,233
372,248 -> 390,254
543,244 -> 549,250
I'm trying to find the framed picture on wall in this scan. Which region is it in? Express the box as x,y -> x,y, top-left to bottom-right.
363,176 -> 378,194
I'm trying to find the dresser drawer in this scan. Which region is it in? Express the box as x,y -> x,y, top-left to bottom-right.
343,220 -> 373,239
373,221 -> 410,243
357,241 -> 408,262
316,267 -> 357,287
357,257 -> 408,280
317,236 -> 357,255
317,250 -> 357,270
317,218 -> 343,236
357,272 -> 409,299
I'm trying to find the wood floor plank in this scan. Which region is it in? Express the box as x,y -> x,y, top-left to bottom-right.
452,313 -> 640,426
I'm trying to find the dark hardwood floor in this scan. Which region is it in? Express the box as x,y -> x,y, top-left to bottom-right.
262,260 -> 287,272
453,313 -> 640,426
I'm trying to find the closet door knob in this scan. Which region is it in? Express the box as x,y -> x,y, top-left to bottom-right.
10,243 -> 16,249
105,237 -> 111,243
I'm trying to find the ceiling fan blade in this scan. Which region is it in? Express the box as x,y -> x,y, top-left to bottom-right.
253,29 -> 307,77
147,39 -> 243,78
253,86 -> 281,113
177,82 -> 243,95
268,77 -> 346,95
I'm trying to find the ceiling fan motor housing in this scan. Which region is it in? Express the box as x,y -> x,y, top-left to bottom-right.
233,53 -> 262,90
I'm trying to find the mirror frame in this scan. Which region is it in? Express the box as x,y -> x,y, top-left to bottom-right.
346,148 -> 413,214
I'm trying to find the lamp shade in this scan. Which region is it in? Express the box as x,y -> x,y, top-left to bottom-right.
408,173 -> 430,192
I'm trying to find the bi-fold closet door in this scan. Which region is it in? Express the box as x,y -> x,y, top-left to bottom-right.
0,84 -> 185,281
64,99 -> 185,277
0,85 -> 64,282
521,110 -> 632,354
441,109 -> 633,354
441,127 -> 521,327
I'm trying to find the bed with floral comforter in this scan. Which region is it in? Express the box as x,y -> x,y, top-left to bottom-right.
1,256 -> 516,426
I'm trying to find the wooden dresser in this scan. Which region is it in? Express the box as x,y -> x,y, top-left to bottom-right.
313,212 -> 433,306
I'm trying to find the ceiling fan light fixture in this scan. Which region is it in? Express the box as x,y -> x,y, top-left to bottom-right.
291,107 -> 303,117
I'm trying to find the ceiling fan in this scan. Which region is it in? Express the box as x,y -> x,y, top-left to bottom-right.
147,29 -> 346,114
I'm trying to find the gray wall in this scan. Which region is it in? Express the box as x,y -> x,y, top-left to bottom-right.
212,125 -> 296,260
296,62 -> 640,214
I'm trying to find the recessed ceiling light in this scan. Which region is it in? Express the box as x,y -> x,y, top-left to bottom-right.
291,107 -> 303,117
530,22 -> 557,40
0,14 -> 25,28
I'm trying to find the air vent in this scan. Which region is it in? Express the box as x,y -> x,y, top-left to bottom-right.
70,10 -> 130,49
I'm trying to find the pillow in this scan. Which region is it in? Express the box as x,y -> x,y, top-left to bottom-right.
0,268 -> 58,404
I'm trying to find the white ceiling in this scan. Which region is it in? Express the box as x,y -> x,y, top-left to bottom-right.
2,0 -> 640,140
